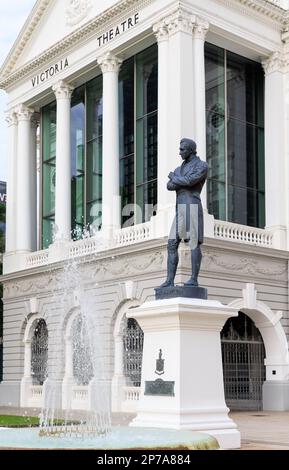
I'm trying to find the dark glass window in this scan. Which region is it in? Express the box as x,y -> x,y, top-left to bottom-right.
71,86 -> 85,239
205,43 -> 265,228
119,58 -> 135,226
119,44 -> 158,226
42,102 -> 56,249
86,76 -> 103,230
42,45 -> 158,246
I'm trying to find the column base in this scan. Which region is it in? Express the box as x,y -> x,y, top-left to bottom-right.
62,377 -> 74,410
111,375 -> 126,412
263,380 -> 289,411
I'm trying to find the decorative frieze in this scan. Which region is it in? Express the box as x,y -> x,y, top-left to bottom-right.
65,0 -> 92,27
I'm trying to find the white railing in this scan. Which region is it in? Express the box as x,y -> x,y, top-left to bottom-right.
27,250 -> 49,268
124,386 -> 141,402
115,222 -> 151,247
214,220 -> 273,247
71,385 -> 89,410
122,386 -> 141,412
28,385 -> 43,407
69,237 -> 101,258
25,219 -> 276,269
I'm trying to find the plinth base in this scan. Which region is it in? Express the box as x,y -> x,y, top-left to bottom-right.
155,285 -> 208,300
128,297 -> 241,450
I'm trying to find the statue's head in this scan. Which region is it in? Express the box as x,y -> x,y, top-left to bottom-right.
179,138 -> 197,160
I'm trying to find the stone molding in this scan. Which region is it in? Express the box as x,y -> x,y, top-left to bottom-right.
262,50 -> 287,74
5,108 -> 18,127
152,20 -> 169,43
52,80 -> 74,99
0,0 -> 286,89
193,18 -> 210,40
16,104 -> 34,122
3,243 -> 288,300
153,11 -> 209,41
65,0 -> 92,27
97,52 -> 123,73
165,8 -> 195,36
0,0 -> 153,89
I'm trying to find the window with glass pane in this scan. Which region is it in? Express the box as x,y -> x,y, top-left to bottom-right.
205,43 -> 265,228
136,45 -> 158,224
86,76 -> 103,230
119,44 -> 158,226
71,87 -> 85,239
119,58 -> 135,226
42,77 -> 103,248
42,102 -> 56,249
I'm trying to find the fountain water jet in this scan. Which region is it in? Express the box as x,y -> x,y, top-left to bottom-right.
39,253 -> 111,438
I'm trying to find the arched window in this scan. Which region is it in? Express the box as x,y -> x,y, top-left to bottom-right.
123,318 -> 144,386
221,312 -> 265,410
72,315 -> 93,385
31,319 -> 48,385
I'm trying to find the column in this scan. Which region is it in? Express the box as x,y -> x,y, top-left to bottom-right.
4,109 -> 18,253
262,53 -> 287,249
166,8 -> 195,170
98,52 -> 122,235
111,335 -> 126,412
62,334 -> 74,409
192,18 -> 209,210
16,104 -> 35,253
30,115 -> 39,251
23,341 -> 32,378
20,340 -> 33,407
64,336 -> 74,378
153,21 -> 171,210
52,80 -> 74,241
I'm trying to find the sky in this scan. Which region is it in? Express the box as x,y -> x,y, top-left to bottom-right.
0,0 -> 36,182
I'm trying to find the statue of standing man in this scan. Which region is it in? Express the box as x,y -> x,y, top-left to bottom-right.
157,138 -> 208,298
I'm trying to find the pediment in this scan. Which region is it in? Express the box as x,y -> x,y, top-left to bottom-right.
0,0 -> 120,81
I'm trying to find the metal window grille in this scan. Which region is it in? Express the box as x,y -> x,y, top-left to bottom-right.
123,318 -> 144,387
31,319 -> 48,385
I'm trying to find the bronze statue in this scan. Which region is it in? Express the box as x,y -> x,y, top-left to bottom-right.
160,138 -> 208,289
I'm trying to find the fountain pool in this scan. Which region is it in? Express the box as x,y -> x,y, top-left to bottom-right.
0,426 -> 218,450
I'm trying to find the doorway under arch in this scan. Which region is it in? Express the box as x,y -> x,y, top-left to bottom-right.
221,311 -> 265,411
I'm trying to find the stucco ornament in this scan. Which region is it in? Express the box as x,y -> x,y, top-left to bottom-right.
65,0 -> 92,26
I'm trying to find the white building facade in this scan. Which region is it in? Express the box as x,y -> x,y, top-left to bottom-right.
0,0 -> 289,412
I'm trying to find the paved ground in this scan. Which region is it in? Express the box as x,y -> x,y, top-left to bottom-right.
231,411 -> 289,450
0,407 -> 288,450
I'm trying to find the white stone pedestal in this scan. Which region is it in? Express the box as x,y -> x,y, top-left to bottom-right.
128,298 -> 241,450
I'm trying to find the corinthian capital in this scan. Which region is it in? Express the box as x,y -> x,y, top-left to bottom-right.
166,8 -> 195,36
16,104 -> 34,122
193,17 -> 209,40
5,108 -> 18,127
98,52 -> 123,74
52,80 -> 74,100
153,20 -> 169,43
262,51 -> 286,75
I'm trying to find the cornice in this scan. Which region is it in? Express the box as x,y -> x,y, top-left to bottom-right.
218,0 -> 287,23
0,0 -> 154,90
0,0 -> 288,90
0,0 -> 51,79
